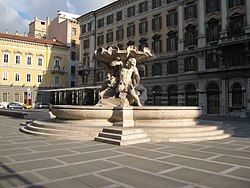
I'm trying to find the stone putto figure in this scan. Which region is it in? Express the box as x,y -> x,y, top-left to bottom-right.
94,45 -> 154,107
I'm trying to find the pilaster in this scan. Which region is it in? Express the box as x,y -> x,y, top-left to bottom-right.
244,0 -> 250,34
198,0 -> 206,48
220,0 -> 228,38
178,0 -> 185,52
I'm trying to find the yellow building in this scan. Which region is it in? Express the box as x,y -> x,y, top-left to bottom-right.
0,33 -> 69,107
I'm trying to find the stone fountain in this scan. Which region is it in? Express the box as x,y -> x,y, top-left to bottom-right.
21,46 -> 233,146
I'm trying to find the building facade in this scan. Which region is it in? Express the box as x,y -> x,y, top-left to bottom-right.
28,11 -> 80,87
0,33 -> 69,107
77,0 -> 250,117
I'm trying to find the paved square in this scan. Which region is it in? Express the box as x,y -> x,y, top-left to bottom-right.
0,115 -> 250,188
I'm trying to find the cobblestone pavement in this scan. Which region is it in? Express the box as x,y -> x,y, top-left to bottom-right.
0,114 -> 249,188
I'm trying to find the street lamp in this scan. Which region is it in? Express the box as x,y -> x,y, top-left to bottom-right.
152,90 -> 156,106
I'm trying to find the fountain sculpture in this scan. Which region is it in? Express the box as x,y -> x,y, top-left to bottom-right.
21,46 -> 233,146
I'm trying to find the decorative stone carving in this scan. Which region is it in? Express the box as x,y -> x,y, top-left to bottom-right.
94,45 -> 154,106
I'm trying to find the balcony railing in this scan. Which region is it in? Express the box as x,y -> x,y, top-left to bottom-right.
51,66 -> 67,74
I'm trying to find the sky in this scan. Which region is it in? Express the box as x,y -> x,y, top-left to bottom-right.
0,0 -> 116,35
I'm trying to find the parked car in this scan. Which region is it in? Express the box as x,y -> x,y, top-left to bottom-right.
7,102 -> 25,110
23,103 -> 32,109
0,103 -> 6,109
38,103 -> 49,109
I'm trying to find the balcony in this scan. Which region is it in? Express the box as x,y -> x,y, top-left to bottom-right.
51,66 -> 67,74
78,64 -> 91,75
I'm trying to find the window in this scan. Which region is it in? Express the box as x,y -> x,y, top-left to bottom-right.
185,4 -> 197,20
168,85 -> 178,105
224,44 -> 245,67
26,73 -> 31,82
139,38 -> 148,51
152,15 -> 162,31
184,56 -> 198,72
152,63 -> 162,76
117,11 -> 122,21
139,1 -> 147,13
71,52 -> 76,61
186,85 -> 198,106
229,0 -> 243,8
38,74 -> 42,83
87,22 -> 92,31
83,39 -> 89,49
97,35 -> 104,46
152,35 -> 162,53
230,14 -> 244,36
206,0 -> 220,13
232,83 -> 243,107
167,0 -> 177,3
152,0 -> 162,9
81,24 -> 86,34
54,59 -> 60,68
107,14 -> 113,25
71,40 -> 76,47
106,31 -> 113,43
71,28 -> 76,35
97,18 -> 104,28
82,74 -> 88,83
37,57 -> 43,66
96,71 -> 104,82
185,25 -> 197,46
139,20 -> 148,34
2,71 -> 8,81
207,19 -> 220,42
15,93 -> 20,102
2,93 -> 7,102
167,32 -> 178,51
127,6 -> 135,18
15,54 -> 21,64
27,56 -> 32,65
167,12 -> 177,27
116,28 -> 124,41
83,53 -> 90,66
14,72 -> 20,82
54,76 -> 60,84
3,53 -> 9,64
206,49 -> 220,69
71,66 -> 76,76
138,64 -> 147,77
167,60 -> 178,75
127,24 -> 135,37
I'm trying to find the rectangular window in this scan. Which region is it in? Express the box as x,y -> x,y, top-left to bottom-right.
205,50 -> 220,69
15,93 -> 20,102
167,34 -> 178,51
15,54 -> 21,64
54,59 -> 60,68
152,0 -> 162,9
139,1 -> 148,13
207,22 -> 220,42
107,14 -> 114,25
38,74 -> 42,83
2,72 -> 8,81
72,28 -> 76,35
71,40 -> 76,47
167,12 -> 177,27
3,53 -> 9,64
229,0 -> 242,8
26,73 -> 31,82
230,16 -> 243,36
97,35 -> 104,46
3,93 -> 7,102
152,39 -> 162,53
152,63 -> 162,76
87,22 -> 92,31
97,18 -> 104,28
116,28 -> 124,41
54,76 -> 60,84
81,24 -> 86,34
127,6 -> 135,18
185,26 -> 197,46
71,52 -> 76,61
27,56 -> 32,65
14,72 -> 20,82
185,4 -> 197,20
83,54 -> 90,66
184,56 -> 198,72
167,60 -> 178,75
37,57 -> 43,66
206,0 -> 220,13
167,0 -> 177,3
117,11 -> 122,22
152,16 -> 162,31
139,21 -> 148,34
83,39 -> 89,49
71,66 -> 76,75
106,32 -> 113,43
127,24 -> 135,37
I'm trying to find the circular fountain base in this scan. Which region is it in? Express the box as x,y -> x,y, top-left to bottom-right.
21,105 -> 233,145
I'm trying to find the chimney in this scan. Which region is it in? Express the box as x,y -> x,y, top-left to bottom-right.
34,17 -> 38,21
15,31 -> 19,35
52,37 -> 57,42
24,32 -> 27,37
5,29 -> 8,34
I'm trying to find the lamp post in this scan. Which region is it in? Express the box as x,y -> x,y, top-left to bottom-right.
152,90 -> 156,106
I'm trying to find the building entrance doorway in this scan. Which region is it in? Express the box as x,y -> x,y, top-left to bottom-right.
24,92 -> 32,105
207,83 -> 220,114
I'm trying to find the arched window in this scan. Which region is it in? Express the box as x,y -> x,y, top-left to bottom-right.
168,85 -> 178,105
186,84 -> 198,106
232,83 -> 243,107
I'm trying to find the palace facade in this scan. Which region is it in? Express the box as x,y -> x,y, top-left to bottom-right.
77,0 -> 250,117
0,33 -> 69,107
